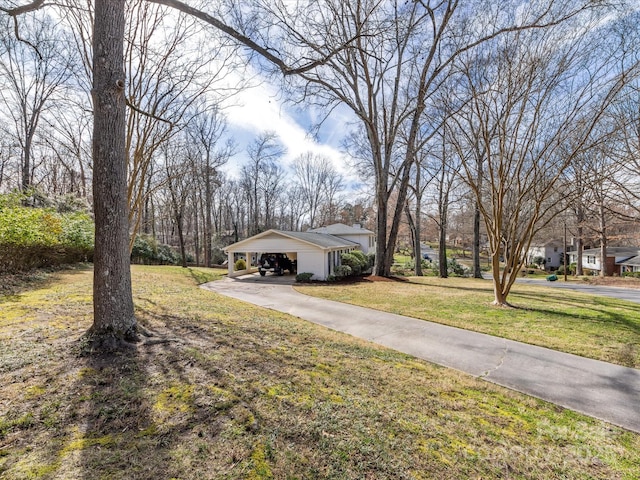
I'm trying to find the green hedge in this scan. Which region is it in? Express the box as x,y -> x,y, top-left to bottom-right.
0,194 -> 94,273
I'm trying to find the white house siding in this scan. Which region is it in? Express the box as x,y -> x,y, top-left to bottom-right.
337,234 -> 375,254
528,244 -> 564,269
297,252 -> 327,279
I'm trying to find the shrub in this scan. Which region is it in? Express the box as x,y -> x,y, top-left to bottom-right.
341,252 -> 367,276
351,250 -> 368,268
556,263 -> 576,276
234,258 -> 247,271
131,235 -> 179,265
622,271 -> 640,278
295,272 -> 314,283
533,256 -> 546,267
429,258 -> 470,277
447,258 -> 468,277
367,252 -> 376,270
0,193 -> 96,272
334,264 -> 352,278
211,247 -> 226,265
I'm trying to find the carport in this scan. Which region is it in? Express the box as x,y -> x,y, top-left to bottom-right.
224,229 -> 358,280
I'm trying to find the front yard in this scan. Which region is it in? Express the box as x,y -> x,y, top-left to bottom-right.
0,266 -> 638,479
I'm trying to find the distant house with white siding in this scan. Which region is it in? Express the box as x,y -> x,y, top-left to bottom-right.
527,240 -> 565,270
568,247 -> 640,275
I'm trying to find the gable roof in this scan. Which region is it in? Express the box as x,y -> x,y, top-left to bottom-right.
308,223 -> 374,235
224,229 -> 358,252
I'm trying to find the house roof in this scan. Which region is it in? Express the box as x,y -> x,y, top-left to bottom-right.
619,255 -> 640,266
581,247 -> 640,258
308,223 -> 374,235
530,239 -> 564,248
224,229 -> 358,252
281,231 -> 359,249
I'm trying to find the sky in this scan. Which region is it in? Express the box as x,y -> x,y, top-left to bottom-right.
217,66 -> 362,189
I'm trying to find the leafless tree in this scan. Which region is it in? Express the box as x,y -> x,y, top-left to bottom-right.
448,18 -> 634,305
240,131 -> 286,235
187,108 -> 233,266
293,152 -> 343,229
0,11 -> 72,190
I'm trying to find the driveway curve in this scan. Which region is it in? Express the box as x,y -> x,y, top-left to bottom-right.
201,274 -> 640,434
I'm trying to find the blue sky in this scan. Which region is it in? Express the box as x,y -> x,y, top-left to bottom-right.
218,66 -> 361,188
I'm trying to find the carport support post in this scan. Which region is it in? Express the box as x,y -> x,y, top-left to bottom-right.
227,251 -> 234,277
246,252 -> 252,268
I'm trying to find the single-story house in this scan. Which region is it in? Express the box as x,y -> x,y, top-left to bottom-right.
527,240 -> 565,270
569,247 -> 640,275
307,223 -> 376,254
223,229 -> 359,280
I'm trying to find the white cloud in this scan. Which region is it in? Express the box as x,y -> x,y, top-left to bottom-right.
220,72 -> 359,185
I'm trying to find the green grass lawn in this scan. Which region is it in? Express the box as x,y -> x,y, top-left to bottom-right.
295,276 -> 640,368
0,266 -> 639,479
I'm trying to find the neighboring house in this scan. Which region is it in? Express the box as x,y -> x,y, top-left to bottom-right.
223,229 -> 359,280
568,247 -> 640,276
307,223 -> 376,254
619,255 -> 640,274
527,240 -> 565,270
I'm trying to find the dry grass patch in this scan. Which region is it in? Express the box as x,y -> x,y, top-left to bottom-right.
296,277 -> 640,368
0,266 -> 638,479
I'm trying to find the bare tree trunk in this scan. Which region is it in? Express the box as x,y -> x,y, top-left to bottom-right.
438,215 -> 448,279
599,203 -> 608,277
204,165 -> 212,267
21,131 -> 33,191
88,0 -> 137,345
575,227 -> 584,276
472,203 -> 482,278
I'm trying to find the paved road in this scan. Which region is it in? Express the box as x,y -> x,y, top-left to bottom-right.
515,277 -> 640,304
201,275 -> 640,434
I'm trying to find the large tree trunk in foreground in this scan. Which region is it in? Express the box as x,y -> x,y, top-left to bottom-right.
89,0 -> 137,344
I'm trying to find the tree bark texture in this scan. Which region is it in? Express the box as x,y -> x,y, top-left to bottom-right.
472,204 -> 482,278
90,0 -> 136,341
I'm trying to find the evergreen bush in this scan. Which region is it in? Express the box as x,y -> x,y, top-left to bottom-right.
295,272 -> 314,283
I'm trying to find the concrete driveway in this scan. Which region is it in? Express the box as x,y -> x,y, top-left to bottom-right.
201,274 -> 640,434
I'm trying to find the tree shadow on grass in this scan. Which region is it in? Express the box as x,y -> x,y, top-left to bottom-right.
511,290 -> 640,336
72,303 -> 266,479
